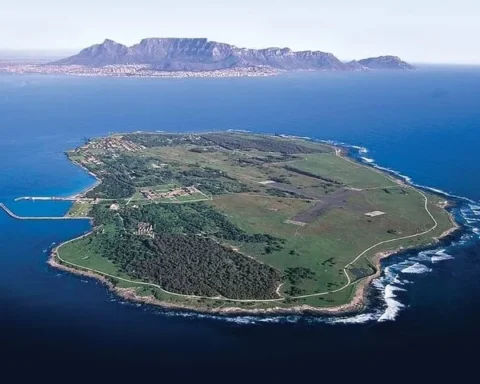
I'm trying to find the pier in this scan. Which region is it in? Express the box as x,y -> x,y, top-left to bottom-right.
0,203 -> 91,220
14,196 -> 77,202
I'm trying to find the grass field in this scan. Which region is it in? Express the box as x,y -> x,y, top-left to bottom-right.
211,186 -> 451,297
66,202 -> 93,217
291,153 -> 398,189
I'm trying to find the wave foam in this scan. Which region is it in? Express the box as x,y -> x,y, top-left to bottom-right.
466,218 -> 480,224
361,157 -> 375,163
329,312 -> 379,324
410,250 -> 433,262
401,263 -> 432,274
431,250 -> 454,263
351,145 -> 368,154
378,285 -> 406,322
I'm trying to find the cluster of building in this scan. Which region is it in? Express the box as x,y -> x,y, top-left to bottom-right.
82,156 -> 103,166
136,222 -> 155,238
109,203 -> 120,210
0,64 -> 280,78
140,186 -> 199,200
84,137 -> 143,152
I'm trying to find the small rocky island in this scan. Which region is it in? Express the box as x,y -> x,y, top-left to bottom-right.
43,132 -> 455,314
1,38 -> 414,78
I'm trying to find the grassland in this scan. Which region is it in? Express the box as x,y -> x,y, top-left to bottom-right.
66,202 -> 93,217
53,132 -> 456,313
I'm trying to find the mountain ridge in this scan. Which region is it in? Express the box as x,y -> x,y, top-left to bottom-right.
52,38 -> 414,71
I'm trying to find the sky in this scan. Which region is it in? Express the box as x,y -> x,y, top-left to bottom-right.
0,0 -> 479,64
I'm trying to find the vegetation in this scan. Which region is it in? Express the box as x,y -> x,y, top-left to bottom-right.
284,165 -> 344,186
265,188 -> 311,199
86,175 -> 135,199
84,152 -> 251,198
58,131 -> 455,311
128,133 -> 212,147
201,132 -> 327,153
63,201 -> 285,299
91,202 -> 284,247
80,231 -> 281,299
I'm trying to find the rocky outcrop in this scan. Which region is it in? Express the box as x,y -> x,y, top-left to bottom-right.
357,56 -> 414,70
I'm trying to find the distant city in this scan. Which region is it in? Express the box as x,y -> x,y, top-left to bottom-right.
0,37 -> 413,79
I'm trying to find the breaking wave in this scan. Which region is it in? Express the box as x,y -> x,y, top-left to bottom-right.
401,263 -> 432,274
360,157 -> 375,163
431,250 -> 454,263
378,285 -> 406,322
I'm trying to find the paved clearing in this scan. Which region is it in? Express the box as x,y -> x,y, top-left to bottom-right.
290,189 -> 358,224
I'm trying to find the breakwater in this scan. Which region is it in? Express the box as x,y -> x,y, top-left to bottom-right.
0,203 -> 91,220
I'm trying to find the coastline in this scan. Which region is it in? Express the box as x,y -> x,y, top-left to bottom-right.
0,64 -> 281,79
48,237 -> 366,316
48,221 -> 457,316
68,157 -> 102,198
44,135 -> 462,316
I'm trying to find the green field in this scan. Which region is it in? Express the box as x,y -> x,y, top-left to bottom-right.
56,132 -> 455,312
290,153 -> 398,189
66,202 -> 93,217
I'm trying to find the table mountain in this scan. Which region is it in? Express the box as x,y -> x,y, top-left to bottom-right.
53,38 -> 413,71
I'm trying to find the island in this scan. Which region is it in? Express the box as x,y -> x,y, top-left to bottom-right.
39,132 -> 456,314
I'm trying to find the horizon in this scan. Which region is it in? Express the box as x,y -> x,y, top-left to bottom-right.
1,0 -> 479,65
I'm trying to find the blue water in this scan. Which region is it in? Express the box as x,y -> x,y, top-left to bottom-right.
1,69 -> 480,375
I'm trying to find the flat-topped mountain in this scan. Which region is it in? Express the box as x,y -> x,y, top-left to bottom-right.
52,38 -> 414,72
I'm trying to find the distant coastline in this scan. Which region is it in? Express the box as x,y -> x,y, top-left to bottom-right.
41,132 -> 460,316
0,37 -> 414,79
0,64 -> 281,79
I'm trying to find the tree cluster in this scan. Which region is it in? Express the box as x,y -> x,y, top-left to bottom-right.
284,166 -> 343,186
86,225 -> 281,299
201,133 -> 324,154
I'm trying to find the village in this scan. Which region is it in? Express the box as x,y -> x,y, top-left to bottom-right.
83,136 -> 144,152
67,135 -> 145,168
138,186 -> 205,201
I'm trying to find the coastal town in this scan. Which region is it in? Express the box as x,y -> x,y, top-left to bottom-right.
0,63 -> 280,78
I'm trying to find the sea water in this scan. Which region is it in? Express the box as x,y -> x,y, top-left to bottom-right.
1,68 -> 480,372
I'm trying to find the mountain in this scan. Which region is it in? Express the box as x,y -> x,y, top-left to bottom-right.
344,60 -> 369,71
57,39 -> 130,67
357,56 -> 414,70
53,38 -> 413,71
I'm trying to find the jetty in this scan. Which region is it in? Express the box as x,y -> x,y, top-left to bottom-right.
14,196 -> 77,202
0,203 -> 91,221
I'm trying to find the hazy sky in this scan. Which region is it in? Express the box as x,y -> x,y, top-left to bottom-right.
1,0 -> 479,64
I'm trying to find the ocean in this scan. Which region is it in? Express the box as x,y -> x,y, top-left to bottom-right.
1,68 -> 480,376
